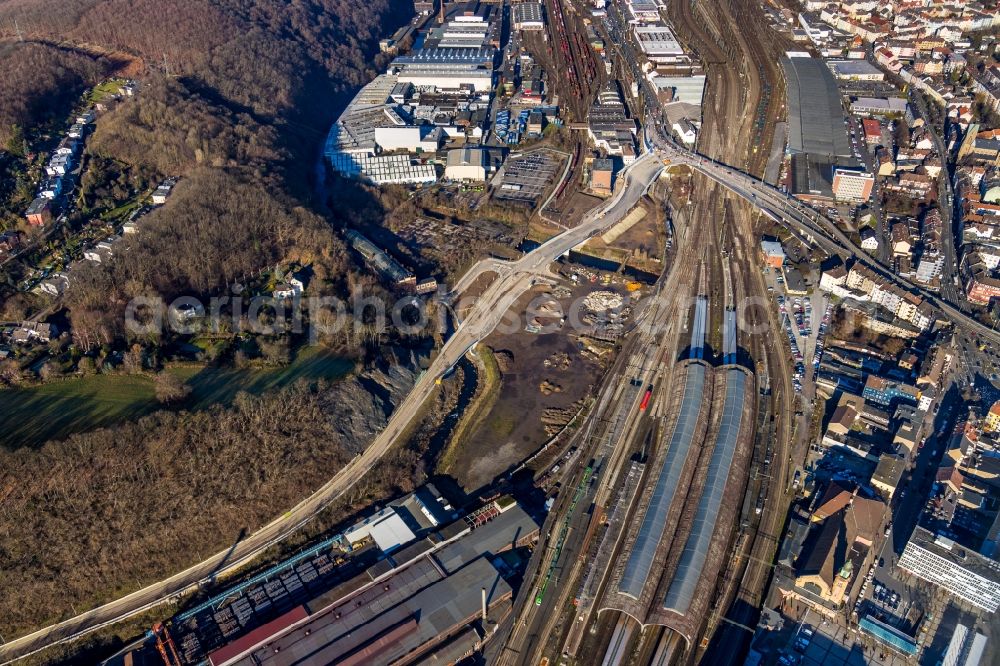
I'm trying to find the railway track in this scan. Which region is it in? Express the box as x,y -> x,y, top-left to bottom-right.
601,615 -> 635,666
539,0 -> 600,119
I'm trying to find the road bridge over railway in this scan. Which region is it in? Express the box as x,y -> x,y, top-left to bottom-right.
650,140 -> 1000,348
0,156 -> 668,666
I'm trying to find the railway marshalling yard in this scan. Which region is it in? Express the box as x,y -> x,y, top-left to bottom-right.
489,0 -> 801,662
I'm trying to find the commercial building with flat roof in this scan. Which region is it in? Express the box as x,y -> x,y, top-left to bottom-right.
827,59 -> 885,81
781,55 -> 852,158
634,24 -> 684,57
898,527 -> 1000,612
761,239 -> 785,268
513,2 -> 544,30
626,0 -> 661,22
850,97 -> 909,117
654,75 -> 706,106
445,147 -> 487,181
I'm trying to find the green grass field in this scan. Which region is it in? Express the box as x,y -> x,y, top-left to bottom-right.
0,348 -> 354,449
86,80 -> 124,104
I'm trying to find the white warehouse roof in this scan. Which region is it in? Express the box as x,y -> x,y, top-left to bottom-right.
344,507 -> 418,553
634,24 -> 684,56
654,75 -> 706,105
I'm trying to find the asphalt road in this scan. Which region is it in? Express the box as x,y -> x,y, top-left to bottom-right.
9,129 -> 989,665
650,142 -> 1000,349
0,154 -> 665,666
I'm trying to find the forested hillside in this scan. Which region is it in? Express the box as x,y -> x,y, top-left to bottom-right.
0,359 -> 422,637
0,41 -> 108,145
0,0 -> 395,134
0,0 -> 417,649
0,0 -> 411,343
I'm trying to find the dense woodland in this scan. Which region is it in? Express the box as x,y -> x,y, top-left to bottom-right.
0,375 -> 406,635
0,40 -> 108,146
0,0 -> 420,644
65,167 -> 357,348
0,0 -> 414,343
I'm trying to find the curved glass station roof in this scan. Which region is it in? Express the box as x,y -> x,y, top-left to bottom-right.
663,369 -> 747,613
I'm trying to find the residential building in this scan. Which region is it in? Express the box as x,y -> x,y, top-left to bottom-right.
862,118 -> 882,145
25,197 -> 53,226
863,375 -> 919,407
832,168 -> 874,202
984,401 -> 1000,433
871,454 -> 905,500
860,227 -> 879,252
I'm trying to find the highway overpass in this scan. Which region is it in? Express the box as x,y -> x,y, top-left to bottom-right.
0,153 -> 666,666
653,145 -> 1000,348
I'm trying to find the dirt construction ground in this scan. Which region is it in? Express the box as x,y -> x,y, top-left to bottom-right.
447,277 -> 630,491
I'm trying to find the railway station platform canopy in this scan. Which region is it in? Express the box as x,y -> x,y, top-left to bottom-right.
618,362 -> 708,598
663,369 -> 749,613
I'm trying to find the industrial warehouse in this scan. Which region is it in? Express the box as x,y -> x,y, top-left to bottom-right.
145,492 -> 539,666
324,3 -> 504,185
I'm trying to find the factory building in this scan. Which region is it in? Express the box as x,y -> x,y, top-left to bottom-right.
588,82 -> 638,156
397,66 -> 494,92
633,24 -> 686,65
513,2 -> 544,31
328,152 -> 437,185
445,146 -> 488,181
391,46 -> 496,71
205,500 -> 538,666
374,125 -> 423,152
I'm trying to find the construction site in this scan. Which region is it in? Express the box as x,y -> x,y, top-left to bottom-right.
488,0 -> 799,660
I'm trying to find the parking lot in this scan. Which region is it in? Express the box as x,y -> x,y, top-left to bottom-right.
492,149 -> 563,208
761,265 -> 830,393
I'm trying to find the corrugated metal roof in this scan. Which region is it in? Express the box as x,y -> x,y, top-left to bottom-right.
236,558 -> 510,666
781,57 -> 851,157
208,606 -> 308,665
